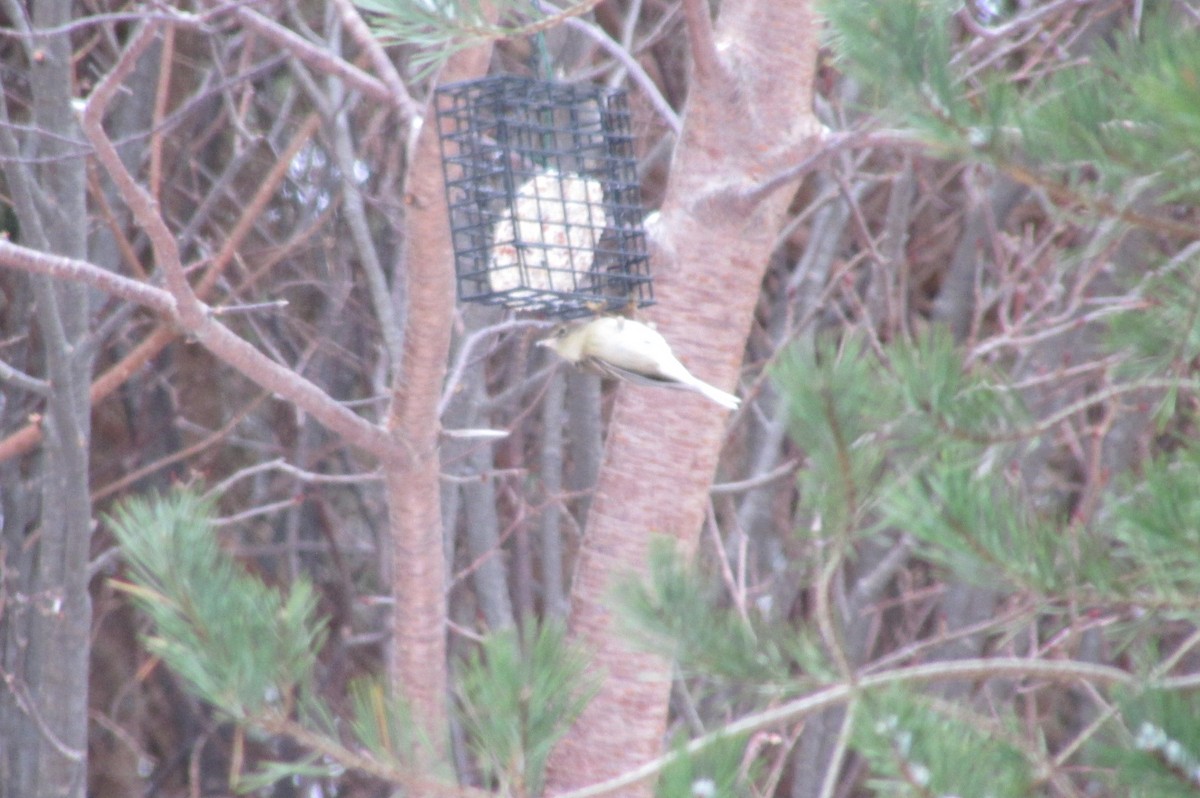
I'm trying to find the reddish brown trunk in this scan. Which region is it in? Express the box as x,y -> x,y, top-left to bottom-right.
545,0 -> 822,791
384,32 -> 497,755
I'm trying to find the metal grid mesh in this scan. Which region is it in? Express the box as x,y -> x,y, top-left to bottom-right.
434,75 -> 653,318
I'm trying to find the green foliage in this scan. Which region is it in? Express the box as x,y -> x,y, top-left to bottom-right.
107,490 -> 326,718
822,1 -> 1200,203
655,732 -> 751,798
821,0 -> 952,89
881,451 -> 1068,593
887,326 -> 1023,441
1109,255 -> 1200,380
1108,446 -> 1200,606
625,313 -> 1200,792
347,677 -> 424,768
1100,688 -> 1200,797
772,328 -> 1112,597
355,0 -> 589,80
819,0 -> 971,147
232,757 -> 337,794
109,491 -> 452,792
617,537 -> 828,690
761,317 -> 1200,793
773,329 -> 1027,541
772,335 -> 902,535
455,621 -> 595,796
355,0 -> 502,79
853,691 -> 1033,798
1097,11 -> 1200,202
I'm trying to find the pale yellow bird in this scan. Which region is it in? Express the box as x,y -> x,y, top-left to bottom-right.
538,316 -> 741,410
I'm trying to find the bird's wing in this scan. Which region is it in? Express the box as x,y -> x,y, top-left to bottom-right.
586,357 -> 740,408
583,356 -> 695,389
589,319 -> 690,381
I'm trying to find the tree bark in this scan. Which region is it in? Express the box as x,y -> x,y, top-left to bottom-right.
0,3 -> 94,796
544,0 -> 823,790
385,35 -> 497,752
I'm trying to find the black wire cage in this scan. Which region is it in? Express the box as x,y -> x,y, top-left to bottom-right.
434,75 -> 653,318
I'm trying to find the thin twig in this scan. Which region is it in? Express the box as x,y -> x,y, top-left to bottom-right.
76,23 -> 391,461
327,0 -> 421,122
680,0 -> 721,85
231,5 -> 397,109
0,356 -> 49,395
554,657 -> 1136,798
555,11 -> 681,135
438,318 -> 551,418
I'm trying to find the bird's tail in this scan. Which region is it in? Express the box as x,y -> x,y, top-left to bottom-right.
688,377 -> 741,410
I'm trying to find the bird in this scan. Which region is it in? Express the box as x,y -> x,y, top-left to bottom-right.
538,316 -> 741,410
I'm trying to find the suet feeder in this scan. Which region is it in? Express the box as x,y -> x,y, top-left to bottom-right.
434,75 -> 653,318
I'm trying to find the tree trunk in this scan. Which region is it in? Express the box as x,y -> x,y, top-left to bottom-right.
0,4 -> 94,796
385,35 -> 496,753
544,0 -> 823,790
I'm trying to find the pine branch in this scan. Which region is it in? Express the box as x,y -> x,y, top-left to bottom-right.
555,658 -> 1137,798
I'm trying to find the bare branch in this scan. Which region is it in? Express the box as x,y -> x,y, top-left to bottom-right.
0,239 -> 176,314
328,0 -> 422,123
0,357 -> 49,395
79,23 -> 197,311
230,5 -> 399,111
552,10 -> 682,135
681,0 -> 721,86
555,658 -> 1136,798
439,318 -> 550,418
75,22 -> 392,461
